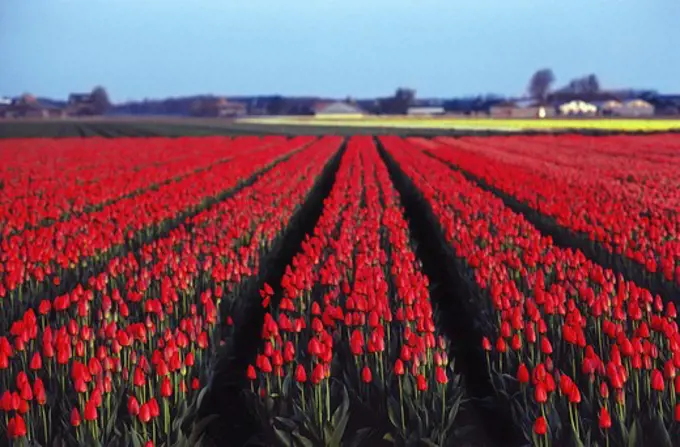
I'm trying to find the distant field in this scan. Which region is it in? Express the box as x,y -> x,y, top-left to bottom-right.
238,116 -> 680,131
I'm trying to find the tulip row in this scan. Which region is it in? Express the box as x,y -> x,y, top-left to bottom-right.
0,136 -> 341,445
0,136 -> 284,236
0,137 -> 314,323
382,135 -> 680,446
429,135 -> 680,288
246,136 -> 467,446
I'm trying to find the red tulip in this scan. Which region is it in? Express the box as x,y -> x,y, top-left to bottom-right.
7,415 -> 27,439
84,400 -> 98,421
534,383 -> 548,404
599,407 -> 612,429
435,366 -> 448,385
30,352 -> 42,370
149,398 -> 160,418
599,382 -> 609,398
161,376 -> 172,398
394,359 -> 405,376
517,363 -> 530,384
247,365 -> 257,380
540,336 -> 552,355
295,364 -> 307,383
533,416 -> 547,435
651,369 -> 665,392
34,379 -> 47,405
482,337 -> 492,351
71,408 -> 81,427
416,374 -> 428,391
139,403 -> 151,423
128,396 -> 140,416
361,366 -> 372,383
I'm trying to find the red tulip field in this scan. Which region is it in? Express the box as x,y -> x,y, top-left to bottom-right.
1,133 -> 680,447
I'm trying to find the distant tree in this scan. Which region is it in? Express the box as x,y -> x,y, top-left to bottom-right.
563,74 -> 600,95
382,88 -> 416,114
266,96 -> 287,115
395,87 -> 416,106
91,86 -> 111,115
528,69 -> 555,102
585,74 -> 600,93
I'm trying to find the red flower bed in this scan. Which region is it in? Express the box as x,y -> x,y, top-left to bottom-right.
0,136 -> 281,235
246,136 -> 467,445
425,135 -> 680,287
4,132 -> 678,447
0,136 -> 339,446
382,135 -> 680,445
0,137 -> 314,315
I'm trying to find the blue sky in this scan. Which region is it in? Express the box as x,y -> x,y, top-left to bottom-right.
1,0 -> 679,102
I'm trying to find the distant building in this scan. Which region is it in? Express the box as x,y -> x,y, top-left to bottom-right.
489,100 -> 556,118
1,95 -> 65,119
67,93 -> 96,116
218,100 -> 247,118
646,94 -> 680,116
592,100 -> 623,116
190,97 -> 247,117
313,102 -> 364,118
616,99 -> 655,117
558,100 -> 598,116
489,101 -> 518,117
407,106 -> 445,116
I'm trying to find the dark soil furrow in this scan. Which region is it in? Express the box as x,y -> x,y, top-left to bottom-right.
194,141 -> 346,446
377,140 -> 525,447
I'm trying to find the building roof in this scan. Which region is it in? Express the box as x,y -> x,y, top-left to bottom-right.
591,100 -> 622,108
68,93 -> 94,104
559,100 -> 598,112
623,99 -> 653,108
314,102 -> 364,115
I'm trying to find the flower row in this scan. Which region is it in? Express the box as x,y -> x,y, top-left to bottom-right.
428,135 -> 680,287
247,136 -> 464,446
0,136 -> 340,445
0,136 -> 285,236
0,137 -> 314,309
382,135 -> 680,446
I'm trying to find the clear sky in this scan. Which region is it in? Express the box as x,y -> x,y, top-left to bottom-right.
1,0 -> 679,102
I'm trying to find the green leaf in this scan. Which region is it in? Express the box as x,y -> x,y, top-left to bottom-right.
274,427 -> 293,447
130,429 -> 144,447
188,414 -> 220,446
387,398 -> 401,431
265,396 -> 276,413
651,414 -> 672,447
331,385 -> 350,428
274,417 -> 299,432
565,429 -> 585,447
627,420 -> 638,447
195,386 -> 210,411
292,432 -> 315,447
444,394 -> 463,433
282,374 -> 293,397
329,405 -> 350,447
383,433 -> 396,443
